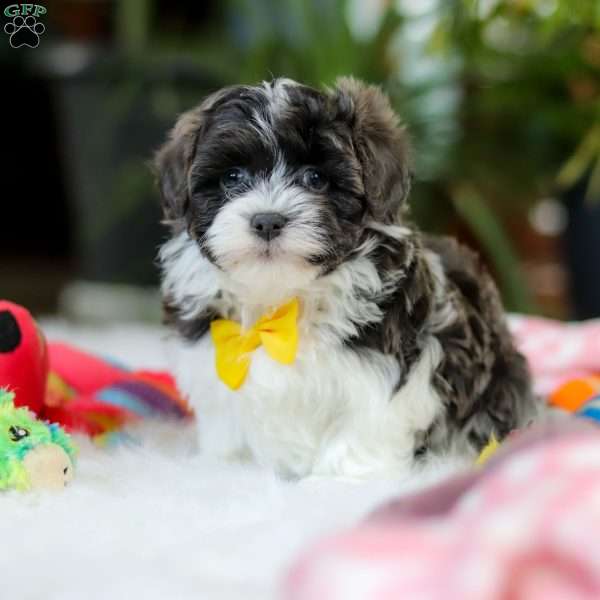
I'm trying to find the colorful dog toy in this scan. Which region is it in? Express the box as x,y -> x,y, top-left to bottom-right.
0,389 -> 76,491
45,342 -> 193,440
550,376 -> 600,424
0,301 -> 47,414
550,376 -> 600,417
0,300 -> 193,442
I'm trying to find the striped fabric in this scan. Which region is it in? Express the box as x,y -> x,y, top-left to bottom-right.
44,343 -> 193,439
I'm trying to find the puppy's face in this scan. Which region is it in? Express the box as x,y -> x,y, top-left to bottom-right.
156,78 -> 411,297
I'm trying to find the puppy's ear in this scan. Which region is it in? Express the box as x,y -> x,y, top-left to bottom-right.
154,108 -> 204,227
333,77 -> 412,221
154,86 -> 249,228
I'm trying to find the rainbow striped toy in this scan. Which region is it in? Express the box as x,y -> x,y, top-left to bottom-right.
1,300 -> 193,444
45,343 -> 194,443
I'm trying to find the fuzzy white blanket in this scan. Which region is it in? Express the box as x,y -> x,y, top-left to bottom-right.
2,322 -> 457,600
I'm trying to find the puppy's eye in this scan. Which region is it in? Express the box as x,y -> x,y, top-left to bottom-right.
221,167 -> 249,189
9,426 -> 29,442
302,168 -> 328,192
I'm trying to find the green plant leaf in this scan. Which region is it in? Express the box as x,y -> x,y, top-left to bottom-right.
452,184 -> 535,313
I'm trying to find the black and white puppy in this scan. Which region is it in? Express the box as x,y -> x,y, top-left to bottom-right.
156,77 -> 538,480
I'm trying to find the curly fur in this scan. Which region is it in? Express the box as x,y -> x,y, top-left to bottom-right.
155,77 -> 539,480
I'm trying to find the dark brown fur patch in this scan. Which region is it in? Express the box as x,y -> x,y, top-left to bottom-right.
333,77 -> 412,221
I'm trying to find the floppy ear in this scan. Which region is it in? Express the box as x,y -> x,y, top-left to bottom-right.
333,77 -> 412,221
154,86 -> 249,229
154,107 -> 204,228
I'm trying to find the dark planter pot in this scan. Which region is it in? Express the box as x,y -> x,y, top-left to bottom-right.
562,176 -> 600,320
45,49 -> 220,286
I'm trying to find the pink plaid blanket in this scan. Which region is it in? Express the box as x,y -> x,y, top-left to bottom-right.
285,318 -> 600,600
509,316 -> 600,395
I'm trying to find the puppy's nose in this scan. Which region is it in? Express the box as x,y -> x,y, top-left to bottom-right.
250,212 -> 287,241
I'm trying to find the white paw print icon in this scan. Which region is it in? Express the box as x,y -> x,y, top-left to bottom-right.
4,15 -> 45,48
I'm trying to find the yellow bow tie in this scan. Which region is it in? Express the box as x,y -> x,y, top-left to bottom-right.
210,298 -> 299,390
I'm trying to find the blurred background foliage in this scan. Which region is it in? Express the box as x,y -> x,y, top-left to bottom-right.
2,0 -> 600,319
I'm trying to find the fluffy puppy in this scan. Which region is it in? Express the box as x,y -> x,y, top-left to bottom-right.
155,77 -> 538,480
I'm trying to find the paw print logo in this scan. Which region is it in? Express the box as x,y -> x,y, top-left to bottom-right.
4,15 -> 45,48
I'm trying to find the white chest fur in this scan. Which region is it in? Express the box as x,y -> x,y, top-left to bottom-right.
169,319 -> 445,480
162,232 -> 448,479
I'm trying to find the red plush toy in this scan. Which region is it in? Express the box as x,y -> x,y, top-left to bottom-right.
0,301 -> 47,414
0,300 -> 192,439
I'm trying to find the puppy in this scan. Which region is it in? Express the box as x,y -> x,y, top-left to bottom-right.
155,77 -> 538,480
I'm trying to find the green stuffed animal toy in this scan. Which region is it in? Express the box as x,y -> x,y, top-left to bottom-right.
0,388 -> 76,491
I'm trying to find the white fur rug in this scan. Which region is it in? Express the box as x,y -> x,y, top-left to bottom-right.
2,321 -> 460,600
